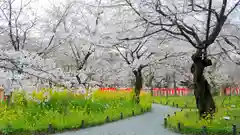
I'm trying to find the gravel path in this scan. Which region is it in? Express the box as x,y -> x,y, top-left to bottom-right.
54,104 -> 181,135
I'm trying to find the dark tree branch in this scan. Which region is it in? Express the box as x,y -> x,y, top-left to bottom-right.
114,45 -> 131,65
7,0 -> 17,51
124,0 -> 236,53
204,0 -> 227,47
216,40 -> 237,64
205,0 -> 212,43
226,0 -> 240,17
192,4 -> 219,20
38,3 -> 73,56
120,28 -> 164,40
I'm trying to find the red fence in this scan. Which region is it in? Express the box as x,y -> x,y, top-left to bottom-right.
99,87 -> 191,96
152,88 -> 191,96
225,88 -> 240,95
94,87 -> 240,96
99,88 -> 132,92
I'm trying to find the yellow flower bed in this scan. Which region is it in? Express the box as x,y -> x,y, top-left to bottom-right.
0,88 -> 152,135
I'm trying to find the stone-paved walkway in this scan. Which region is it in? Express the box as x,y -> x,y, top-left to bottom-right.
54,104 -> 181,135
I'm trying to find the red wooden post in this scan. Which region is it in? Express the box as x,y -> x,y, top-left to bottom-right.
172,88 -> 174,95
226,88 -> 230,95
153,88 -> 156,96
183,88 -> 186,96
235,88 -> 238,95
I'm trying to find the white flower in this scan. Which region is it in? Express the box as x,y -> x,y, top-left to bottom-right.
104,104 -> 109,109
223,116 -> 230,120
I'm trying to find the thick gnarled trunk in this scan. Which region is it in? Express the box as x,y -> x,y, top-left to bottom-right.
133,70 -> 143,104
191,49 -> 216,119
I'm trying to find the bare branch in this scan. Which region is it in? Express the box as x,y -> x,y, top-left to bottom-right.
226,0 -> 240,17
7,0 -> 17,51
120,28 -> 164,40
114,44 -> 131,65
216,39 -> 238,64
205,0 -> 213,42
38,2 -> 73,56
204,0 -> 227,47
192,4 -> 219,20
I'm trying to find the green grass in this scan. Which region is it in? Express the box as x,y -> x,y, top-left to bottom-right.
154,95 -> 240,135
167,108 -> 240,135
152,96 -> 196,108
0,89 -> 152,135
152,96 -> 240,109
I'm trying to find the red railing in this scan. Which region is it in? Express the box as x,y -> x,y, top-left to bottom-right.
98,87 -> 191,96
99,88 -> 132,92
225,88 -> 240,95
152,88 -> 191,96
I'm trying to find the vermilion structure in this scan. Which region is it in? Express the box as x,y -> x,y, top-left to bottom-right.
152,88 -> 191,96
225,88 -> 240,95
99,87 -> 191,96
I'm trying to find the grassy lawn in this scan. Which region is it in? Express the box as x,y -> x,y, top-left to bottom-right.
152,96 -> 240,109
152,96 -> 196,108
167,108 -> 240,135
153,95 -> 240,134
0,88 -> 152,135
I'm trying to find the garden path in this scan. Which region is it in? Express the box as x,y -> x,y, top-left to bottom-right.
54,104 -> 181,135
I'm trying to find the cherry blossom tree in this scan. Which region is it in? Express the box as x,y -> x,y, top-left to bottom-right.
114,36 -> 186,103
38,0 -> 116,89
0,0 -> 38,51
0,0 -> 73,94
118,0 -> 240,118
0,49 -> 75,94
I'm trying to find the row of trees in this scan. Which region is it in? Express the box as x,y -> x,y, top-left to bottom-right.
116,0 -> 240,117
0,0 -> 240,118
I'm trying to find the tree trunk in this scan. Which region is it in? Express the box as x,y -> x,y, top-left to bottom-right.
76,75 -> 81,84
49,81 -> 52,88
191,49 -> 216,119
147,75 -> 154,96
6,92 -> 12,107
133,69 -> 143,104
173,73 -> 177,96
174,81 -> 177,96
